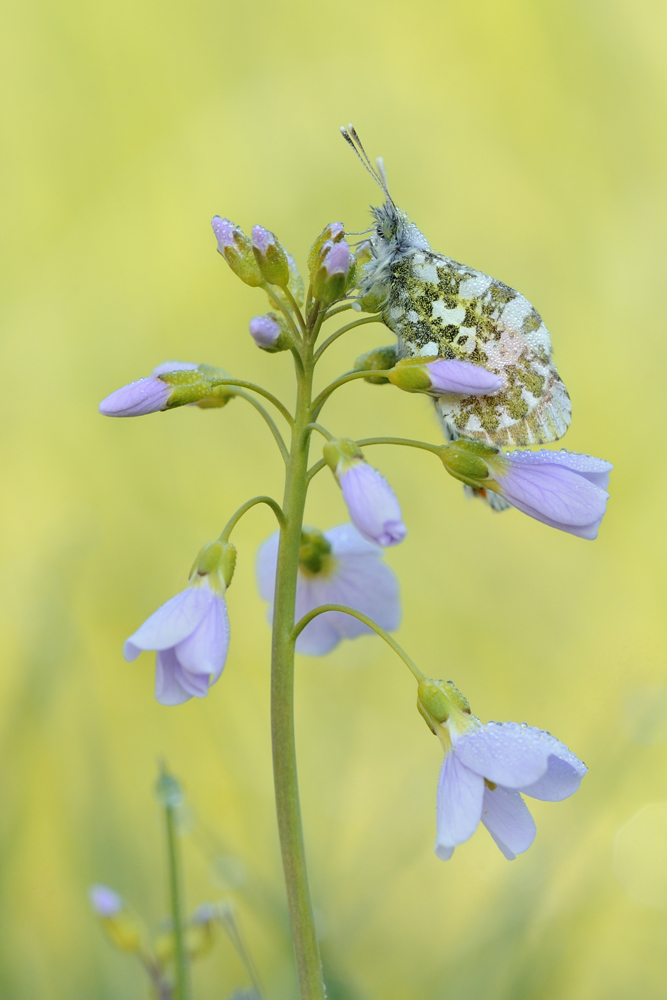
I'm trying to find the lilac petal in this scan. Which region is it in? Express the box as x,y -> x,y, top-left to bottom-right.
249,315 -> 281,348
89,885 -> 122,916
426,359 -> 503,395
320,553 -> 400,638
251,225 -> 274,253
481,785 -> 536,860
494,463 -> 609,538
255,532 -> 280,602
503,449 -> 613,491
324,523 -> 382,557
435,752 -> 485,858
99,377 -> 171,417
339,463 -> 406,547
151,360 -> 199,376
155,648 -> 196,705
294,578 -> 342,655
519,744 -> 587,801
175,594 -> 229,679
324,241 -> 351,276
211,217 -> 237,250
454,722 -> 553,788
123,586 -> 214,658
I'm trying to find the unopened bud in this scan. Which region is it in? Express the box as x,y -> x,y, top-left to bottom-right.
88,885 -> 145,953
159,369 -> 215,408
195,365 -> 236,409
212,217 -> 263,287
249,313 -> 290,352
251,225 -> 290,287
354,345 -> 399,384
307,222 -> 345,275
439,439 -> 497,488
312,240 -> 352,305
389,357 -> 503,396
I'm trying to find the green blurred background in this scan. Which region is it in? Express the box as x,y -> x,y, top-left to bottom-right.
1,0 -> 666,996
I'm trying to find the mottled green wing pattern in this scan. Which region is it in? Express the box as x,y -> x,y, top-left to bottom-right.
383,249 -> 571,446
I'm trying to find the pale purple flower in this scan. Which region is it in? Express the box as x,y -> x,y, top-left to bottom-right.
491,449 -> 612,539
89,884 -> 123,917
322,240 -> 351,278
150,360 -> 199,376
249,314 -> 281,348
425,358 -> 503,395
124,579 -> 230,706
338,461 -> 407,547
251,225 -> 274,255
436,721 -> 587,860
99,377 -> 172,417
256,524 -> 401,656
211,216 -> 237,251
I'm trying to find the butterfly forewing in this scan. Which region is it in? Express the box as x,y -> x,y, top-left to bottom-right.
383,249 -> 571,447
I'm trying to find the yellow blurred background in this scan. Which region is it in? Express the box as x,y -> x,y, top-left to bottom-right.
1,0 -> 666,996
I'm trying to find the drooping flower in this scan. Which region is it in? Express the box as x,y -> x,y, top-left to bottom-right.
417,680 -> 587,860
323,439 -> 407,547
124,542 -> 235,705
440,440 -> 612,539
388,357 -> 503,395
256,524 -> 401,656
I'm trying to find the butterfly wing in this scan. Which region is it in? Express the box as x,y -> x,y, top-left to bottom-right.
383,250 -> 571,447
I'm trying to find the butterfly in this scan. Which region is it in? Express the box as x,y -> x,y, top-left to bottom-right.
341,125 -> 571,448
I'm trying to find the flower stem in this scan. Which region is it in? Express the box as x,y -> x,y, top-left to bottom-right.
310,368 -> 392,418
270,335 -> 326,1000
161,786 -> 190,1000
219,495 -> 286,541
290,604 -> 425,682
313,315 -> 383,362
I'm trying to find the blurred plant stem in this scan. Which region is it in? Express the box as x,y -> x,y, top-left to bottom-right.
156,766 -> 191,1000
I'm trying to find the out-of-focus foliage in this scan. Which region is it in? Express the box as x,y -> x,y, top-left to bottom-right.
0,0 -> 666,997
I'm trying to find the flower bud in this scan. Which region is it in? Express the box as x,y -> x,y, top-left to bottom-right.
324,439 -> 406,547
249,313 -> 290,352
307,222 -> 345,275
251,225 -> 290,287
354,345 -> 398,384
195,364 -> 236,409
211,217 -> 263,287
312,240 -> 352,305
88,885 -> 145,953
99,367 -> 216,417
439,439 -> 497,488
388,357 -> 503,395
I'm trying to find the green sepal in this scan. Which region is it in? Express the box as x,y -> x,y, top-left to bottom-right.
159,369 -> 214,408
219,231 -> 263,287
190,541 -> 237,589
440,439 -> 498,488
322,438 -> 363,475
196,365 -> 236,407
253,237 -> 290,288
354,345 -> 398,384
387,357 -> 432,393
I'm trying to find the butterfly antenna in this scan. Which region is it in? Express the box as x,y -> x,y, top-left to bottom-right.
340,124 -> 395,206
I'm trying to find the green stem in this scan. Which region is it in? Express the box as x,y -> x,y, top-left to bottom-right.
284,287 -> 308,338
220,495 -> 286,541
310,368 -> 392,419
164,802 -> 190,1000
232,389 -> 289,462
313,315 -> 383,363
303,422 -> 333,442
210,378 -> 294,427
290,604 -> 425,682
307,435 -> 443,481
265,286 -> 303,343
271,335 -> 326,1000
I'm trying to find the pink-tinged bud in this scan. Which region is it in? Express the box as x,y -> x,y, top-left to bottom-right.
211,217 -> 262,287
323,439 -> 407,547
249,313 -> 289,352
99,377 -> 171,417
251,225 -> 290,287
307,222 -> 345,274
388,357 -> 502,395
89,885 -> 123,917
312,240 -> 352,305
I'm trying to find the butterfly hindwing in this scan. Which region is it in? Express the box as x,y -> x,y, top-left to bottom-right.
381,248 -> 571,447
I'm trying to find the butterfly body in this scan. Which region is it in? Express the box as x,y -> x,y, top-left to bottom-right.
360,199 -> 571,447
